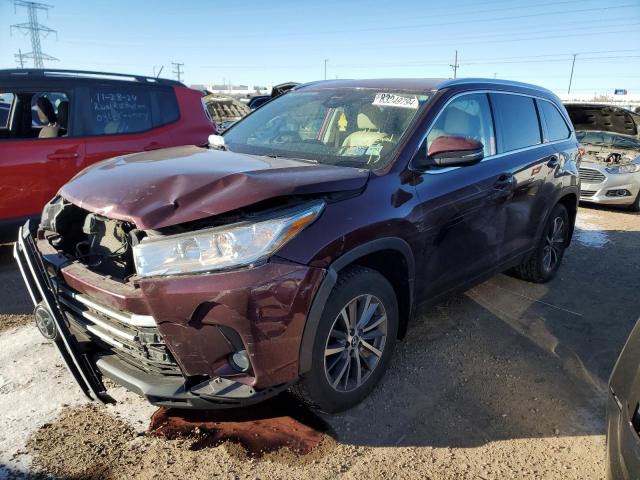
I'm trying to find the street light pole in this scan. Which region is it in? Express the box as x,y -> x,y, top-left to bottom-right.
324,59 -> 328,80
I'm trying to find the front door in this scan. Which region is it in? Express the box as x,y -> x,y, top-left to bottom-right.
411,92 -> 514,301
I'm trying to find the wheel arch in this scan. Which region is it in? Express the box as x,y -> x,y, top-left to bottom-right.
298,237 -> 415,374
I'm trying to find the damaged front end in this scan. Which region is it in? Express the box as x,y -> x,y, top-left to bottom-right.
578,143 -> 640,204
15,194 -> 328,408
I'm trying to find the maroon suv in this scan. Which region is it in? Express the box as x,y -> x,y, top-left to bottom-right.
15,78 -> 580,413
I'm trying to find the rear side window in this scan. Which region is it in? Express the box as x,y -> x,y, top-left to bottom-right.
490,93 -> 541,152
153,88 -> 179,127
539,100 -> 571,142
88,86 -> 153,135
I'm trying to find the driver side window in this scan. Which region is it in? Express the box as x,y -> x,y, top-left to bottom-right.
427,93 -> 496,157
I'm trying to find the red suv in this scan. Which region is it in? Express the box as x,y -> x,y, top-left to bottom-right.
15,78 -> 580,413
0,69 -> 214,241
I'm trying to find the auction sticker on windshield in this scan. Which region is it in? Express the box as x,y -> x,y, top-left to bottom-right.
373,93 -> 419,109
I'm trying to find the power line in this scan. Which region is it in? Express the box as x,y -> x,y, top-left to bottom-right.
10,0 -> 58,68
219,3 -> 639,41
171,62 -> 184,82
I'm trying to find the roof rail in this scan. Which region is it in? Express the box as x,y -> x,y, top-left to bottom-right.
0,68 -> 183,86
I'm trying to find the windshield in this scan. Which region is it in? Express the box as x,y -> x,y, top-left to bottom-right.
223,88 -> 432,169
577,130 -> 640,150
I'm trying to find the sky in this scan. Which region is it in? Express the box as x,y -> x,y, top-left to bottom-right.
1,0 -> 639,95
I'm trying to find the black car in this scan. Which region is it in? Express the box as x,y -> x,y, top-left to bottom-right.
608,317 -> 640,479
248,81 -> 299,110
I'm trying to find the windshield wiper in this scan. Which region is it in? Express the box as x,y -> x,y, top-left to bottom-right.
264,154 -> 318,164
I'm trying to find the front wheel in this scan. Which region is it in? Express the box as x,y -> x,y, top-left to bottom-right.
292,266 -> 398,413
512,203 -> 569,283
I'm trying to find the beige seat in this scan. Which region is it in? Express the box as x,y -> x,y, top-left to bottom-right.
342,112 -> 387,148
427,107 -> 480,146
36,97 -> 60,139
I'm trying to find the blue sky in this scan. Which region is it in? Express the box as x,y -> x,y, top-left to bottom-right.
1,0 -> 639,95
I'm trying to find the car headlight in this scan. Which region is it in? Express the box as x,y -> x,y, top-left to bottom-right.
132,201 -> 324,278
606,163 -> 640,174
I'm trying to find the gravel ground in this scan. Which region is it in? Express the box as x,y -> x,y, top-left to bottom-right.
1,205 -> 638,480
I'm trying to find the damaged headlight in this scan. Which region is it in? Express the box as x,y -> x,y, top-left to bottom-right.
606,163 -> 640,174
132,201 -> 324,277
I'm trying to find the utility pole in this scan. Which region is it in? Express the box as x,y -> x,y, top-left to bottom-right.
171,62 -> 184,82
324,59 -> 328,80
567,53 -> 578,95
450,50 -> 459,79
10,1 -> 58,68
14,49 -> 26,68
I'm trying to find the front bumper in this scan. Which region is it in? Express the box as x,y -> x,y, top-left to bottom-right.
14,223 -> 322,408
579,165 -> 640,206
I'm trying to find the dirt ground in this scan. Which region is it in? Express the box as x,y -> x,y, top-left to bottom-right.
1,204 -> 639,480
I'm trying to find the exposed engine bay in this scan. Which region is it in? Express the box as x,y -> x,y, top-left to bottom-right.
581,145 -> 639,166
39,194 -> 324,281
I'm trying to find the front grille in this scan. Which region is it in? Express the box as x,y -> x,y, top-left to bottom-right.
579,168 -> 606,184
580,189 -> 597,198
56,284 -> 182,376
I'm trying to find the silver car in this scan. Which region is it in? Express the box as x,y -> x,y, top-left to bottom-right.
565,103 -> 640,211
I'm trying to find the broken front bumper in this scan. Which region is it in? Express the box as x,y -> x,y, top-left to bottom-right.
13,223 -> 295,409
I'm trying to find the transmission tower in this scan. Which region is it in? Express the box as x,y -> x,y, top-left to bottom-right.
14,49 -> 26,68
10,1 -> 58,68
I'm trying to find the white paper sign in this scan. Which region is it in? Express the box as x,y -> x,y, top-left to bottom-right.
372,93 -> 419,109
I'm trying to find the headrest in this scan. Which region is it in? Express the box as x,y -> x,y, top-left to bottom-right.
443,107 -> 478,136
357,112 -> 378,130
57,101 -> 69,129
36,96 -> 57,124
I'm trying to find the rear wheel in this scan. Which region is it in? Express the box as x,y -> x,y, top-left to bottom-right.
292,266 -> 398,413
512,203 -> 569,283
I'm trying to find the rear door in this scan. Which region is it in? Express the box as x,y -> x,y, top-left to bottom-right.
0,86 -> 84,221
487,92 -> 555,258
79,83 -> 180,166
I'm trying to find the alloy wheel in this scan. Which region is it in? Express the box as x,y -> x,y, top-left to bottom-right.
323,294 -> 388,392
542,216 -> 565,272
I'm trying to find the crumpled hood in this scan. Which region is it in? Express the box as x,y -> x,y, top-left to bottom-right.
60,146 -> 369,229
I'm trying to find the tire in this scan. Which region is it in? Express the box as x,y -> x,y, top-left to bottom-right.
512,203 -> 569,283
292,266 -> 398,413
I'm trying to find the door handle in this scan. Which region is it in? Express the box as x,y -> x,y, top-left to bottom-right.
47,152 -> 79,160
547,156 -> 560,168
493,173 -> 514,190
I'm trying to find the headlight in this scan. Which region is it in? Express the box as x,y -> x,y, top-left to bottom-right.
132,202 -> 324,277
606,163 -> 640,174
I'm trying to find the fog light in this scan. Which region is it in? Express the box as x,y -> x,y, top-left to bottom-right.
34,302 -> 57,340
606,189 -> 632,197
229,350 -> 250,372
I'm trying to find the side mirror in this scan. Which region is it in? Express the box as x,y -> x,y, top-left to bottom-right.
208,134 -> 226,150
427,135 -> 484,167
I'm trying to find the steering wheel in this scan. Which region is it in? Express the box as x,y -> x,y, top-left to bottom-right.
271,131 -> 301,144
